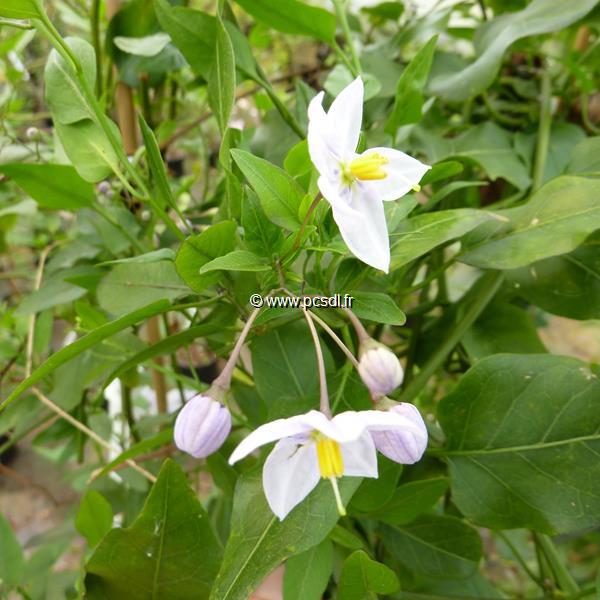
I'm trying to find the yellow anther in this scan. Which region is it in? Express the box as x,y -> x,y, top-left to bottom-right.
412,184 -> 421,193
316,438 -> 344,479
349,152 -> 389,181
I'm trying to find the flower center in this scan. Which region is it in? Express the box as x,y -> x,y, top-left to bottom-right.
348,152 -> 389,181
316,437 -> 344,478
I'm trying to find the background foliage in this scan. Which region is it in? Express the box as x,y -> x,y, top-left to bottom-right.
0,0 -> 600,598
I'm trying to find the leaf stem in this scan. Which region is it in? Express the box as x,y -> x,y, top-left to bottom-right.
497,531 -> 545,590
399,271 -> 504,403
281,193 -> 322,263
303,307 -> 331,417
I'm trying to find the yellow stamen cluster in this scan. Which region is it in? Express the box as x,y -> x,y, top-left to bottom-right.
349,152 -> 389,181
316,438 -> 344,479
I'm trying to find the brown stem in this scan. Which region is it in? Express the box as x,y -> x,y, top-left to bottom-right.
302,307 -> 331,417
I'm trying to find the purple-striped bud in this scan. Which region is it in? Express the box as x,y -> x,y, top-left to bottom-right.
358,340 -> 403,396
371,402 -> 428,464
174,393 -> 232,459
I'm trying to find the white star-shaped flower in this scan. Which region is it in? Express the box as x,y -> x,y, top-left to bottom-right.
308,77 -> 431,272
229,408 -> 427,520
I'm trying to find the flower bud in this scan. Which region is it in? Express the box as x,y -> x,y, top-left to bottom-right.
358,340 -> 403,396
174,392 -> 232,459
26,127 -> 40,140
371,402 -> 427,464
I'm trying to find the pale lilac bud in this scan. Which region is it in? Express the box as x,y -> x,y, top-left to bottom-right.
97,181 -> 111,195
358,341 -> 403,396
371,402 -> 428,464
174,393 -> 232,458
26,127 -> 40,140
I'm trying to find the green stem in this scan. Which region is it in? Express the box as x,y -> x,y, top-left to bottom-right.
281,194 -> 322,262
532,70 -> 552,192
481,91 -> 525,127
332,0 -> 361,75
92,203 -> 145,253
90,0 -> 102,97
497,531 -> 545,590
399,271 -> 504,403
534,533 -> 580,595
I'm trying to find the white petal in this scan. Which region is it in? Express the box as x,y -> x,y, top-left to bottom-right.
361,147 -> 431,201
228,413 -> 315,464
326,77 -> 364,158
307,91 -> 335,177
262,438 -> 321,520
321,178 -> 390,273
360,407 -> 427,437
340,432 -> 378,478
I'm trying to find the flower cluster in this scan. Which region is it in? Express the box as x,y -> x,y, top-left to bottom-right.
173,78 -> 429,520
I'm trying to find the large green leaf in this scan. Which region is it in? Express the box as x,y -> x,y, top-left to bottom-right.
175,221 -> 237,293
567,136 -> 600,174
242,189 -> 284,255
0,164 -> 94,210
390,209 -> 500,270
85,460 -> 222,599
506,232 -> 600,320
231,149 -> 303,230
338,550 -> 399,599
45,38 -> 96,124
234,0 -> 337,44
251,321 -> 333,416
429,0 -> 598,101
414,122 -> 531,189
0,0 -> 42,19
386,35 -> 437,135
209,470 -> 360,600
208,17 -> 236,134
349,291 -> 406,326
97,261 -> 188,316
381,515 -> 482,579
438,354 -> 600,533
153,0 -> 215,79
283,540 -> 333,600
461,176 -> 600,269
0,514 -> 25,590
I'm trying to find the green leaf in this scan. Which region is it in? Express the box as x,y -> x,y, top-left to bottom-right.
85,460 -> 222,599
97,261 -> 188,316
390,209 -> 501,270
361,2 -> 404,21
251,321 -> 333,414
1,300 -> 171,411
209,470 -> 360,600
175,221 -> 237,293
350,291 -> 406,326
199,250 -> 270,274
234,0 -> 337,43
461,176 -> 600,269
242,189 -> 284,255
99,249 -> 176,267
414,122 -> 531,190
153,0 -> 215,79
506,232 -> 600,320
76,491 -> 114,547
429,0 -> 599,101
338,550 -> 400,599
0,514 -> 25,590
462,302 -> 546,361
283,540 -> 333,600
55,119 -> 120,183
350,455 -> 402,513
0,0 -> 42,19
113,32 -> 171,57
0,164 -> 94,210
208,17 -> 236,134
368,478 -> 449,525
231,149 -> 303,230
386,35 -> 437,135
438,354 -> 600,533
45,38 -> 96,125
567,136 -> 600,174
381,515 -> 482,579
